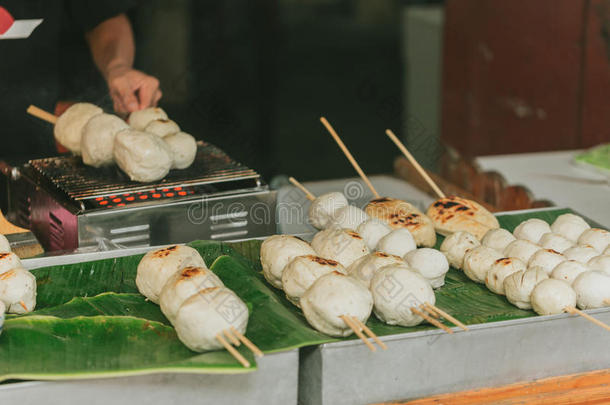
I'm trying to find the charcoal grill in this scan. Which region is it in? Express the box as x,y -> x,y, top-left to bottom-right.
5,142 -> 276,252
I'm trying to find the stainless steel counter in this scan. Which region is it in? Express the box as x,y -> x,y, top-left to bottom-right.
1,350 -> 298,405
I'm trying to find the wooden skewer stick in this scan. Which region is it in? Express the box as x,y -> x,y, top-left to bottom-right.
216,333 -> 250,368
351,316 -> 387,350
410,307 -> 454,334
604,299 -> 610,306
223,329 -> 241,346
27,105 -> 58,125
420,304 -> 439,318
424,302 -> 469,331
385,129 -> 446,199
19,300 -> 28,312
565,307 -> 610,332
230,326 -> 264,358
288,177 -> 316,201
340,315 -> 376,352
320,117 -> 381,199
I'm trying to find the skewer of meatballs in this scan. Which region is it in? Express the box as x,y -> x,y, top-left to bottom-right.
319,117 -> 438,248
261,183 -> 470,349
136,244 -> 263,367
384,128 -> 500,241
27,104 -> 198,182
0,233 -> 37,315
442,213 -> 610,330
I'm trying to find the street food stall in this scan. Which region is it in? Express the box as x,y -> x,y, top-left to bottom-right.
1,1 -> 610,404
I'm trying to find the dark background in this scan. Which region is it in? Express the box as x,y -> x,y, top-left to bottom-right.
57,0 -> 408,181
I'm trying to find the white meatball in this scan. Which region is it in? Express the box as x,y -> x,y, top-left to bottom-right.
173,287 -> 248,352
113,129 -> 173,182
330,205 -> 369,230
260,235 -> 315,289
357,219 -> 391,250
376,229 -> 417,258
463,246 -> 503,284
0,252 -> 22,274
54,102 -> 103,154
308,192 -> 349,230
539,232 -> 573,253
0,235 -> 10,253
485,257 -> 526,295
578,228 -> 610,253
563,245 -> 598,264
551,260 -> 589,285
347,251 -> 405,288
159,266 -> 224,322
311,228 -> 369,268
503,239 -> 542,264
164,132 -> 197,169
301,272 -> 373,337
136,245 -> 206,304
81,113 -> 129,167
370,264 -> 436,327
282,255 -> 346,306
405,248 -> 450,289
528,249 -> 565,274
572,271 -> 610,309
481,228 -> 516,253
0,268 -> 36,314
128,107 -> 168,130
144,119 -> 180,137
440,231 -> 480,269
504,267 -> 549,309
531,279 -> 576,315
513,218 -> 551,244
551,213 -> 591,242
588,255 -> 610,276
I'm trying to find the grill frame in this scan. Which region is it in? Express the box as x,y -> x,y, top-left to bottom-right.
6,141 -> 277,252
26,141 -> 261,204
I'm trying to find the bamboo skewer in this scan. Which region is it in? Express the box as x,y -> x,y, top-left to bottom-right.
341,315 -> 376,352
223,329 -> 241,346
385,129 -> 445,199
351,316 -> 387,350
421,304 -> 439,318
565,307 -> 610,332
410,307 -> 454,334
424,302 -> 469,331
27,105 -> 57,125
230,326 -> 264,358
216,333 -> 250,368
421,304 -> 440,318
320,117 -> 381,199
288,177 -> 316,201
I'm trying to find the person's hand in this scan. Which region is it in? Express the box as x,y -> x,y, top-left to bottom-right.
106,65 -> 162,114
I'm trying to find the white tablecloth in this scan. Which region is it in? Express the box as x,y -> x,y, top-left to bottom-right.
476,150 -> 610,228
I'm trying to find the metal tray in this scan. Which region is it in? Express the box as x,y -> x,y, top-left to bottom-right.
1,350 -> 298,405
299,310 -> 610,404
297,206 -> 610,404
2,246 -> 299,405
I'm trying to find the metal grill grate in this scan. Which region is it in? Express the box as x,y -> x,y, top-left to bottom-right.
27,142 -> 260,201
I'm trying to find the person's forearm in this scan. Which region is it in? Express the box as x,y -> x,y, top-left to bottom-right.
85,13 -> 161,113
85,13 -> 135,80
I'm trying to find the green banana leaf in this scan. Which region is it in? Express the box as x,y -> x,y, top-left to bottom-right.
12,292 -> 169,325
1,315 -> 255,381
0,207 -> 601,381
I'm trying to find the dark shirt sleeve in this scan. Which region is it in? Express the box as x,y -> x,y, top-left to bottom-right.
67,0 -> 138,32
